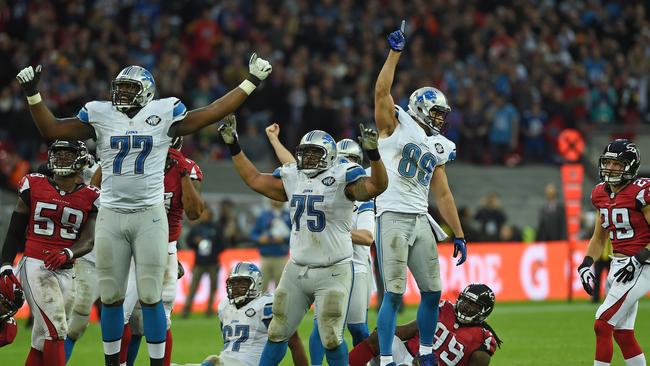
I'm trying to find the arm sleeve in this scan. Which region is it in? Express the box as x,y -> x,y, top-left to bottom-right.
77,104 -> 90,123
262,301 -> 273,328
477,329 -> 498,356
1,211 -> 29,264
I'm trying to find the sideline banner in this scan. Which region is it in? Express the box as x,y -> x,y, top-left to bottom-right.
11,242 -> 596,318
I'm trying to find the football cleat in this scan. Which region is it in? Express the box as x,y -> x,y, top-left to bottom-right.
414,353 -> 437,366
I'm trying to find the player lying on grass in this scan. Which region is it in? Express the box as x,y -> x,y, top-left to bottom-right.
349,284 -> 501,366
171,262 -> 308,366
0,140 -> 98,366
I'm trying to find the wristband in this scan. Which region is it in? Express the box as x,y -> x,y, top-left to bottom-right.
366,149 -> 380,161
27,93 -> 42,105
63,248 -> 74,260
579,256 -> 594,268
634,248 -> 650,263
239,79 -> 257,95
226,140 -> 242,156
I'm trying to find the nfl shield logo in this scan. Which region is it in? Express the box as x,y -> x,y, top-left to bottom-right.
146,115 -> 161,126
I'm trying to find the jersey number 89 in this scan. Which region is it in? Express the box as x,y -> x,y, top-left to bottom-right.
398,143 -> 436,186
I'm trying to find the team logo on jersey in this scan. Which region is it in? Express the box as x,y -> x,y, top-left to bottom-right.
245,308 -> 256,317
322,176 -> 336,186
435,143 -> 444,154
145,115 -> 162,126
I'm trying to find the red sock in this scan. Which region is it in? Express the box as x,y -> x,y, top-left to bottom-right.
120,324 -> 133,364
43,339 -> 66,366
349,339 -> 376,366
163,329 -> 172,366
595,319 -> 614,362
25,347 -> 44,366
614,329 -> 644,359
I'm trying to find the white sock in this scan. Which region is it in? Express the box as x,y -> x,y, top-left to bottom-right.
102,340 -> 120,356
594,361 -> 610,366
626,353 -> 647,366
120,363 -> 126,366
380,355 -> 394,366
148,341 -> 166,359
419,344 -> 433,355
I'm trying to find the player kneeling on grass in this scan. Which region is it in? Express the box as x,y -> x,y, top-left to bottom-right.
0,271 -> 23,347
171,262 -> 307,366
349,284 -> 501,366
0,140 -> 98,366
577,139 -> 650,366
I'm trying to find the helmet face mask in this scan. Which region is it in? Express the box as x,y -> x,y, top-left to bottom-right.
455,284 -> 495,324
47,140 -> 90,177
296,130 -> 337,177
599,139 -> 640,186
111,66 -> 156,112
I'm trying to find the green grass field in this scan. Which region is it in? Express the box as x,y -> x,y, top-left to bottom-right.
3,300 -> 650,365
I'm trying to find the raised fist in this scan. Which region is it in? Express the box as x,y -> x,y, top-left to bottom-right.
387,20 -> 406,52
16,65 -> 42,97
248,53 -> 272,81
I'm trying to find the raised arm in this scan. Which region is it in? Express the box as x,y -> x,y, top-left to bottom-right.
170,53 -> 272,137
375,21 -> 406,137
16,66 -> 95,140
218,115 -> 287,202
181,178 -> 204,221
345,125 -> 388,201
352,201 -> 375,246
265,123 -> 296,164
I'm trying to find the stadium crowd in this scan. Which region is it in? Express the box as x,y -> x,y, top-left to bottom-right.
0,0 -> 648,192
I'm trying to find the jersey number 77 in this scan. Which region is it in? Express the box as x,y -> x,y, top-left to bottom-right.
110,135 -> 153,174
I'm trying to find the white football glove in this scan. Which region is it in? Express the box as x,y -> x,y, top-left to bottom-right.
248,53 -> 272,81
16,65 -> 42,96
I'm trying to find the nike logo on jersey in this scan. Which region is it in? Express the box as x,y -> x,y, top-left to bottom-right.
153,218 -> 161,223
331,273 -> 341,277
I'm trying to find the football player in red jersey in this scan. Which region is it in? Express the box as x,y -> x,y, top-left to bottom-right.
88,137 -> 204,366
0,140 -> 98,366
349,284 -> 501,366
578,139 -> 650,366
0,270 -> 23,347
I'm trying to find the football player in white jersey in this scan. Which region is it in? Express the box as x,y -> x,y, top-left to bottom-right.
218,116 -> 387,366
373,20 -> 468,366
16,53 -> 272,366
171,262 -> 308,366
265,126 -> 376,365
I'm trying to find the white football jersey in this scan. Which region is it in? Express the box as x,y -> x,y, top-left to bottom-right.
273,161 -> 366,266
217,293 -> 274,366
352,200 -> 374,273
376,105 -> 456,215
77,98 -> 187,209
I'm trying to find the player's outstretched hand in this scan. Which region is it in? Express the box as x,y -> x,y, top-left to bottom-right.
453,237 -> 467,266
16,65 -> 42,97
43,249 -> 73,271
358,123 -> 379,151
614,257 -> 643,284
249,53 -> 272,82
0,268 -> 24,308
265,123 -> 280,141
218,114 -> 238,144
387,20 -> 406,52
168,148 -> 191,177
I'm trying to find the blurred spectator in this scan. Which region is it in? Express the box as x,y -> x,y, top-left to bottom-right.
521,99 -> 548,163
250,200 -> 291,292
499,224 -> 523,242
487,93 -> 519,165
218,200 -> 243,247
457,206 -> 479,242
474,192 -> 507,242
536,183 -> 567,241
182,206 -> 224,318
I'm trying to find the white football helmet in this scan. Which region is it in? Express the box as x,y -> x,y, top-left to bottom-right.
407,86 -> 451,134
111,65 -> 156,112
336,139 -> 363,164
226,262 -> 263,306
296,130 -> 337,177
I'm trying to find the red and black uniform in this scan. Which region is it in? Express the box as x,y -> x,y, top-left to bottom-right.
405,302 -> 498,365
591,179 -> 650,255
164,158 -> 203,243
0,317 -> 17,347
19,173 -> 100,263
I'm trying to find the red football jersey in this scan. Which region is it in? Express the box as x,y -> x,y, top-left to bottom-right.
19,174 -> 100,261
164,157 -> 203,242
407,302 -> 498,366
0,317 -> 17,347
591,178 -> 650,256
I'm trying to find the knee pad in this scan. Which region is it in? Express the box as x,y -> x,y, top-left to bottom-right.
319,290 -> 345,349
98,278 -> 124,305
137,274 -> 163,305
267,289 -> 289,342
594,319 -> 614,337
